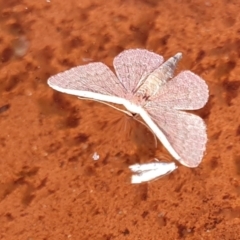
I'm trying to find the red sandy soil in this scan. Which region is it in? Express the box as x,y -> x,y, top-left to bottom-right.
1,0 -> 240,239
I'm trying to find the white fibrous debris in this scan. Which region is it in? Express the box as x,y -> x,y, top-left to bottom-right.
129,161 -> 177,184
92,152 -> 100,161
13,36 -> 29,57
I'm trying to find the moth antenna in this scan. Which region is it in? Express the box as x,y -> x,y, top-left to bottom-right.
77,97 -> 133,116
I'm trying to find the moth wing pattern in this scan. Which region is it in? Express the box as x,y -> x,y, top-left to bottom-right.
145,106 -> 207,167
149,70 -> 209,110
113,49 -> 164,95
48,62 -> 126,97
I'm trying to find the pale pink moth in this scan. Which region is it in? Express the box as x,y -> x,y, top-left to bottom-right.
48,49 -> 209,172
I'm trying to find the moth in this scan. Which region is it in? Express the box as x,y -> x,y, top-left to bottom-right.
48,49 -> 209,168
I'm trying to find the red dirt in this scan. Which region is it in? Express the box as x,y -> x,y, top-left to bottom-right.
1,0 -> 240,239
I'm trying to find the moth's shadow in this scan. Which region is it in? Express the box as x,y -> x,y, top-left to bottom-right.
111,111 -> 162,161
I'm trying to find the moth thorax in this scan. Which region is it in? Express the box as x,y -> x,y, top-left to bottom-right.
123,98 -> 142,114
137,74 -> 163,97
